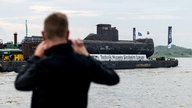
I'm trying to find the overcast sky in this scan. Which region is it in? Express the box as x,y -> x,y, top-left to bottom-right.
0,0 -> 192,48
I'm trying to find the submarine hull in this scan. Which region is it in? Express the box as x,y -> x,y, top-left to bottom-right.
84,39 -> 154,58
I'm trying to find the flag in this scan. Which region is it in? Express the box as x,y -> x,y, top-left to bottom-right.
168,26 -> 172,48
138,32 -> 142,36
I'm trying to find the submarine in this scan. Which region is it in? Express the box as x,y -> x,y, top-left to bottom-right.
83,24 -> 154,58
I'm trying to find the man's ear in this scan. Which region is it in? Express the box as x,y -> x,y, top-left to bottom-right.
41,31 -> 46,41
66,30 -> 70,41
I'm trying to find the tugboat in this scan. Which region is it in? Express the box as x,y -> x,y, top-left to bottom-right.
0,33 -> 26,72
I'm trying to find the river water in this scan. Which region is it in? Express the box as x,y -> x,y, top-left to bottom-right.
0,58 -> 192,108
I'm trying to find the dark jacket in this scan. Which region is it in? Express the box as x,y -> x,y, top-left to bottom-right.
14,41 -> 120,108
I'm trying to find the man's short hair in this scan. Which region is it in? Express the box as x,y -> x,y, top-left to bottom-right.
44,12 -> 68,39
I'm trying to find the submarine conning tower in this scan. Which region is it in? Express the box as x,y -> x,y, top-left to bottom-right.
84,24 -> 118,41
83,24 -> 155,58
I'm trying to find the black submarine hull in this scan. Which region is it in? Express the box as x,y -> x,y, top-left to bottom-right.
84,38 -> 154,58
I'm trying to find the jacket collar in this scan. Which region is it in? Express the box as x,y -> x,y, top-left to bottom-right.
44,41 -> 73,56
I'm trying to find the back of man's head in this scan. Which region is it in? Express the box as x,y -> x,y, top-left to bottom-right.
44,12 -> 69,40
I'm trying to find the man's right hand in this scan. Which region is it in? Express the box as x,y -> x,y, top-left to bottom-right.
71,39 -> 89,56
34,41 -> 48,58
